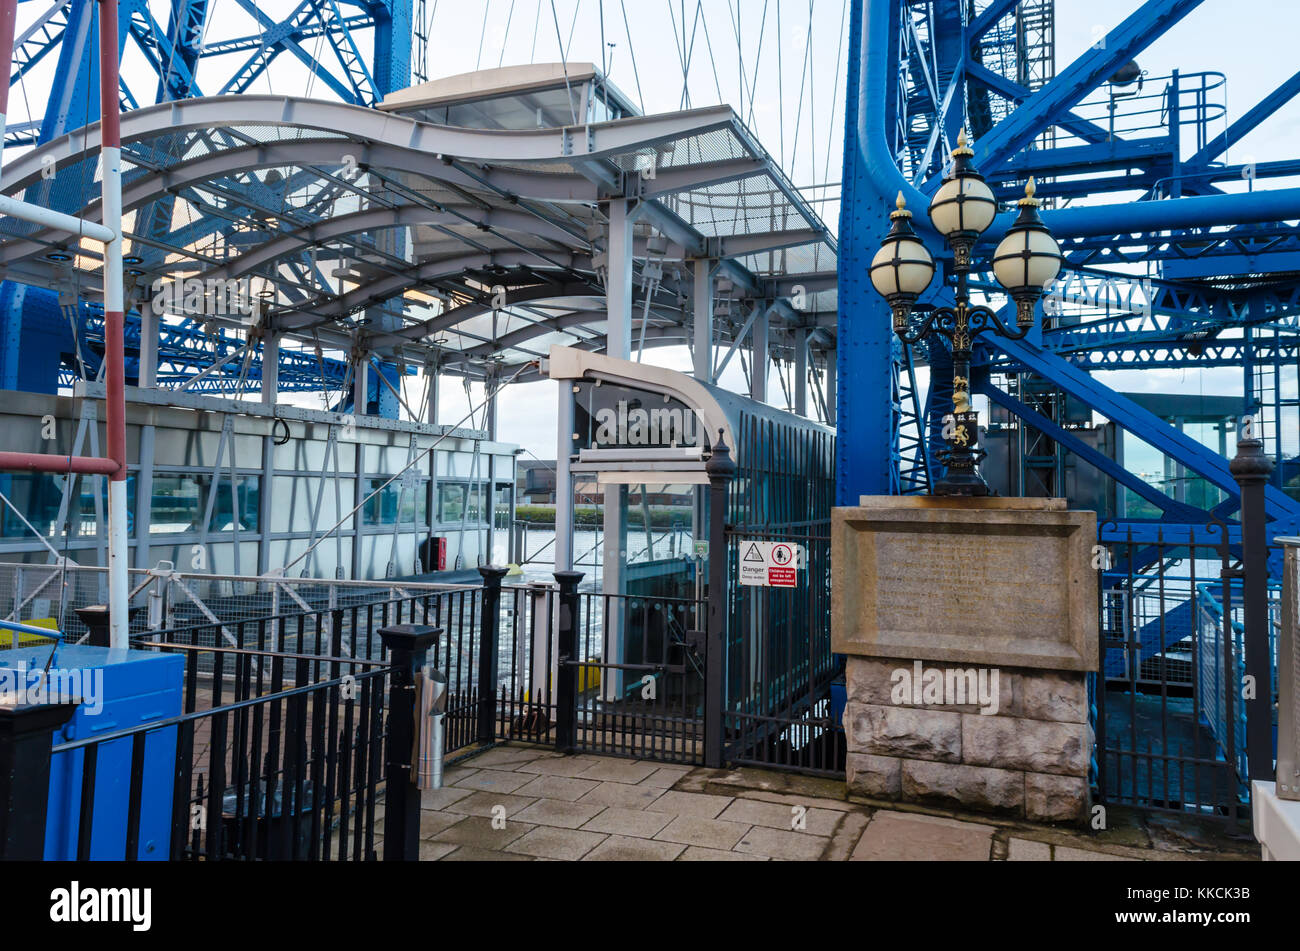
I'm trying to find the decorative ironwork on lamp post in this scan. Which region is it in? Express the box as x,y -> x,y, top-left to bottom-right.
869,132 -> 1063,496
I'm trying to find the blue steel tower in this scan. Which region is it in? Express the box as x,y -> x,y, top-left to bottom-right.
839,0 -> 1300,550
2,0 -> 413,408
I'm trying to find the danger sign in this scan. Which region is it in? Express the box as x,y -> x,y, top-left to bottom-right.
738,541 -> 803,587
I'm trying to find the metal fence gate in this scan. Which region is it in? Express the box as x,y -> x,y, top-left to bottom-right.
557,587 -> 707,764
717,413 -> 842,776
1094,520 -> 1274,825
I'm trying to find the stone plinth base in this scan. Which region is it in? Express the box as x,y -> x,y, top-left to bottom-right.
833,497 -> 1099,825
842,656 -> 1092,823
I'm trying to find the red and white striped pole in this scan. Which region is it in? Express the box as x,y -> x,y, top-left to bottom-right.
99,0 -> 129,649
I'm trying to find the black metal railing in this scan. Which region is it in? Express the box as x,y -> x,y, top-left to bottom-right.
1092,435 -> 1282,826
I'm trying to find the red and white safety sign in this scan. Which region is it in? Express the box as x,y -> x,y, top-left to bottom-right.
738,540 -> 803,587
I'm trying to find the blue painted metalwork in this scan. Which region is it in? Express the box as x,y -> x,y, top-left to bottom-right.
4,0 -> 412,407
838,0 -> 1300,556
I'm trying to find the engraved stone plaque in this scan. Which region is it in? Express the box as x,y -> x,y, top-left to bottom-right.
831,497 -> 1098,671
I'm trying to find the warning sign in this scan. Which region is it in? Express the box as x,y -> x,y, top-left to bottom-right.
738,541 -> 804,587
739,542 -> 769,586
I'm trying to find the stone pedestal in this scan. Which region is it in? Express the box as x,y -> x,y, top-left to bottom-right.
832,497 -> 1098,824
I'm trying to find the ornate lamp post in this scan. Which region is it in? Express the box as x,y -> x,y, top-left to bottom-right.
869,132 -> 1063,496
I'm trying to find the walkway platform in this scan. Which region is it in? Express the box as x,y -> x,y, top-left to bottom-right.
399,744 -> 1258,861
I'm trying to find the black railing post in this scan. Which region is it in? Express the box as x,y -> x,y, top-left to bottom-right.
704,430 -> 736,770
477,566 -> 509,745
0,704 -> 77,860
1231,429 -> 1275,781
553,570 -> 584,753
377,623 -> 441,861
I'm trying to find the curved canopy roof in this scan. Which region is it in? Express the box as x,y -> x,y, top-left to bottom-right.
0,89 -> 838,385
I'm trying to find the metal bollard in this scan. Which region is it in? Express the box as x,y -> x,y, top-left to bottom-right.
418,665 -> 448,790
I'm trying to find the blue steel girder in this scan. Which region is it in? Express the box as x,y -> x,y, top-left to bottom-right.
9,0 -> 74,91
120,0 -> 203,101
155,0 -> 208,102
978,377 -> 1209,524
839,0 -> 1300,513
962,0 -> 1209,179
1185,67 -> 1300,170
990,323 -> 1300,524
220,0 -> 364,103
1060,223 -> 1300,273
1024,338 -> 1300,372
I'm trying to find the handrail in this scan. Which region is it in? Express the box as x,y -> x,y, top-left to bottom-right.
50,667 -> 390,754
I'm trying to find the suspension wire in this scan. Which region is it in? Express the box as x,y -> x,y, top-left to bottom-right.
281,360 -> 536,574
498,0 -> 517,67
807,0 -> 816,198
667,1 -> 687,105
730,0 -> 742,108
776,0 -> 784,168
565,0 -> 582,59
549,0 -> 579,124
692,1 -> 723,105
788,0 -> 814,186
427,0 -> 440,79
821,0 -> 848,187
530,0 -> 542,61
730,0 -> 769,126
476,0 -> 492,70
618,0 -> 645,114
0,490 -> 67,562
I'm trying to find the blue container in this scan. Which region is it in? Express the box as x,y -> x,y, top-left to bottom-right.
829,676 -> 847,729
0,646 -> 184,860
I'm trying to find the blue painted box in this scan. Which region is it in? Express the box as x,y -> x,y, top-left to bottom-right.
0,645 -> 184,860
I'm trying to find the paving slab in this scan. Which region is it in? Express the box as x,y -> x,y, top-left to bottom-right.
654,815 -> 752,850
442,791 -> 538,818
578,781 -> 665,810
514,774 -> 601,801
734,825 -> 830,860
418,841 -> 459,861
452,768 -> 536,794
823,811 -> 871,862
734,789 -> 856,812
441,766 -> 480,785
645,790 -> 734,819
576,759 -> 663,784
432,815 -> 534,850
583,835 -> 687,861
1054,845 -> 1138,861
1008,838 -> 1053,861
639,766 -> 694,788
677,846 -> 769,861
851,810 -> 995,861
505,826 -> 609,860
420,785 -> 474,811
440,845 -> 535,861
717,798 -> 843,836
580,806 -> 674,838
513,799 -> 607,829
463,746 -> 555,769
516,754 -> 610,777
419,810 -> 464,839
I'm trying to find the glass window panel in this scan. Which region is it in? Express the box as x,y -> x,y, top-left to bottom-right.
362,477 -> 428,526
149,472 -> 260,534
